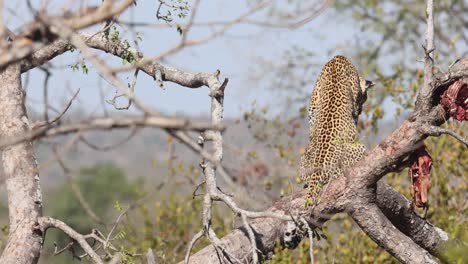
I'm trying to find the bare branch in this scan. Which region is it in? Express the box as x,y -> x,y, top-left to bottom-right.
105,206 -> 129,247
415,0 -> 435,112
50,22 -> 155,115
184,231 -> 203,264
38,217 -> 104,264
19,31 -> 230,91
419,124 -> 468,147
241,213 -> 259,264
119,0 -> 333,30
105,69 -> 139,110
244,0 -> 333,29
53,241 -> 75,256
79,127 -> 138,151
33,88 -> 80,129
0,115 -> 224,149
300,218 -> 314,264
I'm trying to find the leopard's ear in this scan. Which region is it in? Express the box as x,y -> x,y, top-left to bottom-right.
365,80 -> 375,90
358,75 -> 375,93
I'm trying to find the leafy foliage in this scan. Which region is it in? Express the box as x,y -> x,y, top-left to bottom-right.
70,60 -> 89,74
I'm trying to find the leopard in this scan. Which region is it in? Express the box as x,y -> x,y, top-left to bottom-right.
283,55 -> 373,249
301,55 -> 373,206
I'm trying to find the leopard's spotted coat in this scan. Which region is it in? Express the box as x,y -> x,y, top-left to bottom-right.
301,55 -> 373,206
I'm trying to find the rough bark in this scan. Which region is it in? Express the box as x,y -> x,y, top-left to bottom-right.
0,63 -> 43,264
349,201 -> 436,264
184,182 -> 452,263
376,180 -> 450,259
182,192 -> 307,263
20,32 -> 222,89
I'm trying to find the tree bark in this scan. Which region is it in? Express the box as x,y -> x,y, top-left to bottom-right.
349,201 -> 436,264
0,63 -> 43,264
182,192 -> 307,263
376,180 -> 451,259
184,183 -> 452,263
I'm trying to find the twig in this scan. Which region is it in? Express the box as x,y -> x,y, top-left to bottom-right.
155,0 -> 164,20
37,131 -> 82,171
53,241 -> 74,256
33,88 -> 80,129
106,206 -> 130,246
242,213 -> 259,264
41,67 -> 51,124
300,218 -> 315,264
169,130 -> 237,187
0,0 -> 135,69
192,180 -> 206,198
153,62 -> 164,89
106,68 -> 139,110
79,127 -> 138,151
53,145 -> 104,224
420,125 -> 468,147
50,21 -> 155,115
184,230 -> 203,264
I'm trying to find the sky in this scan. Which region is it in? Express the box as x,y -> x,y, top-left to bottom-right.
4,0 -> 370,119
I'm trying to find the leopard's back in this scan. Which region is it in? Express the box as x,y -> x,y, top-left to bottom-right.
301,55 -> 368,205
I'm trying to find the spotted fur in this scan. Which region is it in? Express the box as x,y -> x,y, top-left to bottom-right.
301,55 -> 372,206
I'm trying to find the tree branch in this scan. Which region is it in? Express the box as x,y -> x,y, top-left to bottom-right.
38,217 -> 104,264
415,0 -> 435,112
419,124 -> 468,147
349,201 -> 437,263
182,191 -> 307,263
20,32 -> 221,89
376,181 -> 451,259
0,115 -> 223,149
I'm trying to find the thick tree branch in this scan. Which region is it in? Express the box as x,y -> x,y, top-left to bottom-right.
376,181 -> 451,259
20,32 -> 228,89
349,201 -> 437,263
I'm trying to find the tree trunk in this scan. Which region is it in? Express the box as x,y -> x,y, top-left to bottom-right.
0,63 -> 43,264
